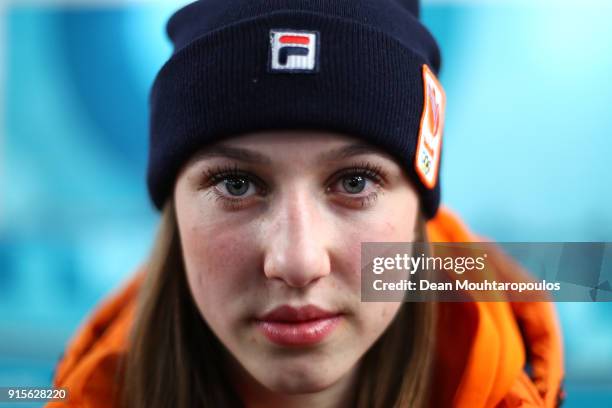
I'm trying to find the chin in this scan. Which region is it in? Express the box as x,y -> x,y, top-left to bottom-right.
257,365 -> 338,394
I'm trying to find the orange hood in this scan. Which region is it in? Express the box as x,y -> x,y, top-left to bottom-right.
47,206 -> 564,407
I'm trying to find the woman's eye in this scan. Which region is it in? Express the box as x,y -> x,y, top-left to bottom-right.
215,177 -> 256,197
342,175 -> 367,194
332,174 -> 378,195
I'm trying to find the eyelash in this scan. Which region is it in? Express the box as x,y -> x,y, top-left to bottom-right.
200,161 -> 387,210
325,162 -> 385,208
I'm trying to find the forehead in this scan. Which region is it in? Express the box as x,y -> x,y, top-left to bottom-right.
191,130 -> 397,165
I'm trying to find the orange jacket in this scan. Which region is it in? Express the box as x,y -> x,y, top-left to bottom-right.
46,206 -> 564,407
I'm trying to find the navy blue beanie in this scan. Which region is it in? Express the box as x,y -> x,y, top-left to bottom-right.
148,0 -> 446,219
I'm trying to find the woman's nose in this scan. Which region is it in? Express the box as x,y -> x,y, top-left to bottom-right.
262,191 -> 331,288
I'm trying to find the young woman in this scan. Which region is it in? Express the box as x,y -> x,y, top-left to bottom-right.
47,1 -> 564,407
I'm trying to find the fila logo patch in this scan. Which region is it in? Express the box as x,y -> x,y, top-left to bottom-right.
415,64 -> 446,189
269,29 -> 319,73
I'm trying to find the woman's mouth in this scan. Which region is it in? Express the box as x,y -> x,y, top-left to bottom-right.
254,305 -> 343,347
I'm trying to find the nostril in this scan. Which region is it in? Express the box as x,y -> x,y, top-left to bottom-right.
263,255 -> 330,289
261,217 -> 332,287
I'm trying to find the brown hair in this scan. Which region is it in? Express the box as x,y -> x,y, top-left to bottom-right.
122,200 -> 437,408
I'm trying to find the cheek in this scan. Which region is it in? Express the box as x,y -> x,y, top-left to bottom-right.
178,217 -> 256,329
337,213 -> 414,283
356,302 -> 403,344
336,214 -> 409,340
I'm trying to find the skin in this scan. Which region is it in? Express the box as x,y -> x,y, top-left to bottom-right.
174,130 -> 420,408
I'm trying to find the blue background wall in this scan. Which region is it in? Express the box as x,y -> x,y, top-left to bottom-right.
1,1 -> 611,406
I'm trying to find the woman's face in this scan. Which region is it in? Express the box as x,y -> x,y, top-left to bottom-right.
174,130 -> 420,396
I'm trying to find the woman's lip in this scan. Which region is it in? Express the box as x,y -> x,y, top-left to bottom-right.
255,315 -> 343,346
257,304 -> 338,322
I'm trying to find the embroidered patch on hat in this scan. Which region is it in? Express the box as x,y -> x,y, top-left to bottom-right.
269,29 -> 319,73
415,64 -> 446,189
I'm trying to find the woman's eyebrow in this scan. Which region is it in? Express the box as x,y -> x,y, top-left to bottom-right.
195,145 -> 273,164
195,142 -> 385,164
317,143 -> 387,162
